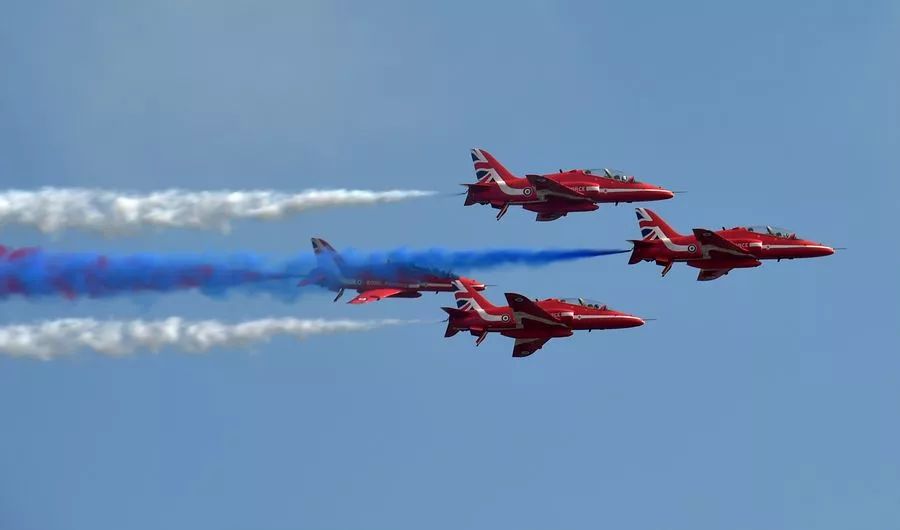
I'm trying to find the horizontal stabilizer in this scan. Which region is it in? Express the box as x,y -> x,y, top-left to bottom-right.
462,183 -> 491,206
442,306 -> 470,319
628,239 -> 652,264
441,307 -> 469,337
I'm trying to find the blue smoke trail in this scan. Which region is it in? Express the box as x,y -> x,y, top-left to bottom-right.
330,247 -> 628,274
0,248 -> 307,301
0,246 -> 628,301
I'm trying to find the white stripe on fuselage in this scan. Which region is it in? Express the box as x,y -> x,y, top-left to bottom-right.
483,169 -> 529,197
573,315 -> 635,320
642,227 -> 694,252
464,302 -> 508,322
764,244 -> 831,251
339,276 -> 448,290
597,188 -> 658,193
529,185 -> 663,201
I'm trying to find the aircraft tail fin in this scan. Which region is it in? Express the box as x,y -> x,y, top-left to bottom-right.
635,208 -> 683,240
471,148 -> 517,184
452,279 -> 499,312
311,237 -> 347,271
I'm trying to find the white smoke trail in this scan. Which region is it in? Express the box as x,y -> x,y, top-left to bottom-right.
0,317 -> 417,360
0,188 -> 436,235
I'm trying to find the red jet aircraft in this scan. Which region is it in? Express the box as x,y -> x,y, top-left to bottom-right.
442,280 -> 645,357
628,208 -> 835,281
299,238 -> 487,304
462,148 -> 675,221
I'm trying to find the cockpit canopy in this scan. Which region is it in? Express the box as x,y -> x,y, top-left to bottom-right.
744,225 -> 797,239
583,168 -> 636,182
556,297 -> 607,310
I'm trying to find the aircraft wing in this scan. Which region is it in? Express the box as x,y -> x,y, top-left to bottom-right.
697,269 -> 732,281
525,175 -> 591,201
512,337 -> 551,358
348,288 -> 412,304
504,292 -> 567,330
692,228 -> 753,258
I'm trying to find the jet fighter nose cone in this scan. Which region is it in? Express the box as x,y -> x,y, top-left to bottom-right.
644,187 -> 675,201
618,314 -> 645,328
810,245 -> 835,257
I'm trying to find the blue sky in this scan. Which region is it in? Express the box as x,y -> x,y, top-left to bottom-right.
1,1 -> 898,528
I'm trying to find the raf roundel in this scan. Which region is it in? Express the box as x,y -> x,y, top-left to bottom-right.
523,188 -> 533,196
501,314 -> 510,322
688,244 -> 697,253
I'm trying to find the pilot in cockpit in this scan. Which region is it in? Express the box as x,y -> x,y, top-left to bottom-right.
747,226 -> 797,239
583,168 -> 635,182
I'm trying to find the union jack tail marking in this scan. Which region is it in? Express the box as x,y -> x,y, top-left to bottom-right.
635,208 -> 683,240
471,148 -> 516,184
